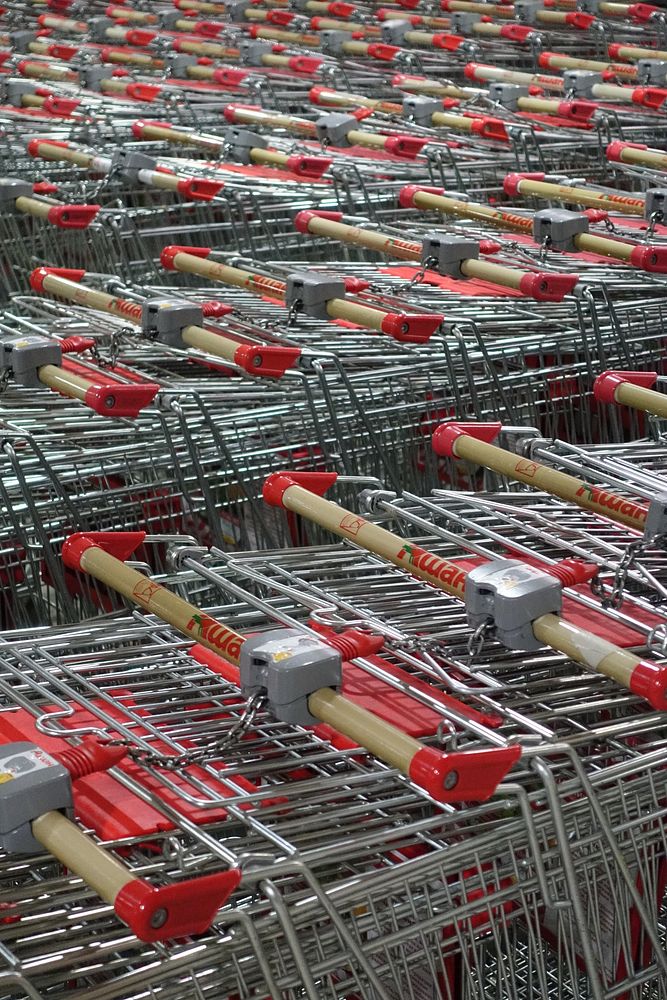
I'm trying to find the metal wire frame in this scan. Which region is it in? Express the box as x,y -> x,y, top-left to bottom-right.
0,533 -> 664,997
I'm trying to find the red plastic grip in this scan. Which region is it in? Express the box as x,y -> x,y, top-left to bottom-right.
268,9 -> 295,24
627,3 -> 659,21
33,181 -> 59,195
60,335 -> 96,353
328,1 -> 356,15
42,95 -> 80,115
62,530 -> 146,570
343,276 -> 369,293
212,67 -> 250,85
398,184 -> 445,208
500,23 -> 535,41
285,154 -> 332,178
606,139 -> 647,162
30,266 -> 86,293
263,470 -> 338,506
629,244 -> 667,273
367,43 -> 400,60
503,171 -> 545,196
431,32 -> 465,50
288,55 -> 322,72
234,343 -> 302,378
408,745 -> 520,802
628,660 -> 667,710
176,177 -> 224,200
432,421 -> 502,457
46,204 -> 100,228
201,300 -> 233,317
380,312 -> 443,343
124,28 -> 156,45
557,100 -> 596,121
631,86 -> 667,109
607,43 -> 624,59
114,869 -> 241,943
593,369 -> 658,404
470,116 -> 508,142
46,43 -> 78,59
193,19 -> 224,35
565,11 -> 595,28
27,137 -> 70,157
132,118 -> 170,138
519,272 -> 579,302
161,245 -> 211,270
83,382 -> 160,418
125,83 -> 161,102
294,209 -> 344,233
383,135 -> 427,159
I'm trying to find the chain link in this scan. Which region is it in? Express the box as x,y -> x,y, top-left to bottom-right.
599,538 -> 649,610
466,619 -> 493,665
105,693 -> 267,770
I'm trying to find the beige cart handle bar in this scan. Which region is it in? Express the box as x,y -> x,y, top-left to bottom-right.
432,421 -> 648,533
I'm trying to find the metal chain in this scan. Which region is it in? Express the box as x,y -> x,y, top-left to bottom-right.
598,538 -> 649,610
466,619 -> 493,665
645,210 -> 664,241
105,693 -> 267,770
0,369 -> 11,395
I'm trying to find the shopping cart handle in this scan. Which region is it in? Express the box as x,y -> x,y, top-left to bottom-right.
125,83 -> 162,102
30,266 -> 86,292
176,178 -> 225,201
83,382 -> 160,419
285,154 -> 332,178
431,33 -> 465,50
631,86 -> 667,110
469,116 -> 508,143
503,172 -> 545,196
500,24 -> 535,41
593,370 -> 658,405
519,272 -> 580,302
565,11 -> 595,28
192,18 -> 225,34
288,55 -> 323,73
132,118 -> 173,138
294,209 -> 345,232
263,471 -> 338,506
212,67 -> 251,86
628,2 -> 660,20
233,343 -> 302,378
114,868 -> 241,943
629,244 -> 667,273
381,312 -> 443,343
383,135 -> 428,159
557,100 -> 597,121
606,140 -> 648,161
398,184 -> 445,208
367,43 -> 401,61
46,204 -> 100,228
63,530 -> 147,569
409,744 -> 520,802
432,422 -> 502,457
42,95 -> 81,115
161,246 -> 212,269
